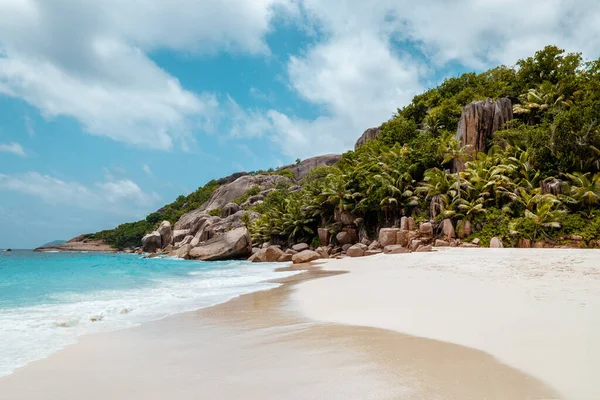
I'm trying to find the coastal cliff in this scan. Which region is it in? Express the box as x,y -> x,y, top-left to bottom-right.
56,46 -> 600,257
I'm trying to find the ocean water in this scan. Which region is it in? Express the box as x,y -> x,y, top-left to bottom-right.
0,250 -> 295,376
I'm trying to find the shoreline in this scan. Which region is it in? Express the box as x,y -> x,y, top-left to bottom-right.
0,252 -> 562,400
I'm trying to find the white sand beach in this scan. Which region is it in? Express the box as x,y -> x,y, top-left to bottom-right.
1,248 -> 598,399
293,248 -> 600,399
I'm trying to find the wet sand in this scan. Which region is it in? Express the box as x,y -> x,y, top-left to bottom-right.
0,253 -> 567,399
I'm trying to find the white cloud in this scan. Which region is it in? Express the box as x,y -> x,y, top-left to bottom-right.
0,142 -> 26,156
142,163 -> 152,176
0,0 -> 293,150
227,32 -> 423,158
24,115 -> 35,137
0,172 -> 159,216
228,1 -> 600,159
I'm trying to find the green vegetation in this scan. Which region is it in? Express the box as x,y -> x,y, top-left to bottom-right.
91,45 -> 600,250
247,46 -> 600,247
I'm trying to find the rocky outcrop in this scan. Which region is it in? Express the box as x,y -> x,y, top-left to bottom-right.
202,175 -> 292,212
188,227 -> 252,261
221,203 -> 241,218
354,127 -> 381,150
142,232 -> 162,253
279,154 -> 341,180
455,98 -> 513,171
172,229 -> 191,244
34,236 -> 115,253
157,221 -> 172,249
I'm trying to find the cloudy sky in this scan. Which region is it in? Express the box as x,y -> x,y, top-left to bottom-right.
1,0 -> 600,248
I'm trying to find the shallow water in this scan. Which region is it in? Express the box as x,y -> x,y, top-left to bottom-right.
0,250 -> 294,376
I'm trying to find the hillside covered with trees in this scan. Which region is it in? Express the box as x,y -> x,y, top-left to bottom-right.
91,46 -> 600,249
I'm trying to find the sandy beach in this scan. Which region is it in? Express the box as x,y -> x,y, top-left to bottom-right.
1,248 -> 598,399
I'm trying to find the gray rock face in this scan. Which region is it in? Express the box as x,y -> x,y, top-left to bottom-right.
354,127 -> 382,150
173,244 -> 192,259
455,98 -> 513,171
142,232 -> 161,253
240,194 -> 264,208
279,154 -> 341,180
190,216 -> 221,246
173,211 -> 209,233
188,227 -> 252,261
203,174 -> 292,212
221,203 -> 241,218
157,221 -> 172,249
172,229 -> 191,244
207,210 -> 259,237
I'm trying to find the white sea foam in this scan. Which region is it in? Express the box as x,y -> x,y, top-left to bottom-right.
0,261 -> 296,377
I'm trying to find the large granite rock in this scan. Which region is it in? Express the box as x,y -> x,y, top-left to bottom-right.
378,228 -> 399,247
354,127 -> 381,150
157,221 -> 172,249
172,229 -> 191,244
279,154 -> 341,180
190,216 -> 221,246
202,174 -> 292,212
292,250 -> 321,264
142,232 -> 161,253
188,227 -> 252,261
455,98 -> 513,171
221,203 -> 241,218
259,246 -> 285,262
173,211 -> 210,233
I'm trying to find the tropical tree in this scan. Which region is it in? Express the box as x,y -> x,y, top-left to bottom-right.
563,172 -> 600,217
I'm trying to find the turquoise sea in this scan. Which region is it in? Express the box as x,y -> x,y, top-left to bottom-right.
0,250 -> 294,376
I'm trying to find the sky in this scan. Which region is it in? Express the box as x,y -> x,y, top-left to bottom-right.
1,1 -> 600,248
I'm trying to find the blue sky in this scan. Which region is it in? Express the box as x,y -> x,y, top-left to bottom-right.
1,1 -> 599,248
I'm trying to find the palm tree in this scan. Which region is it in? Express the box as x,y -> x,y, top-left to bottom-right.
422,114 -> 444,136
523,196 -> 566,240
513,81 -> 574,124
564,172 -> 600,217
